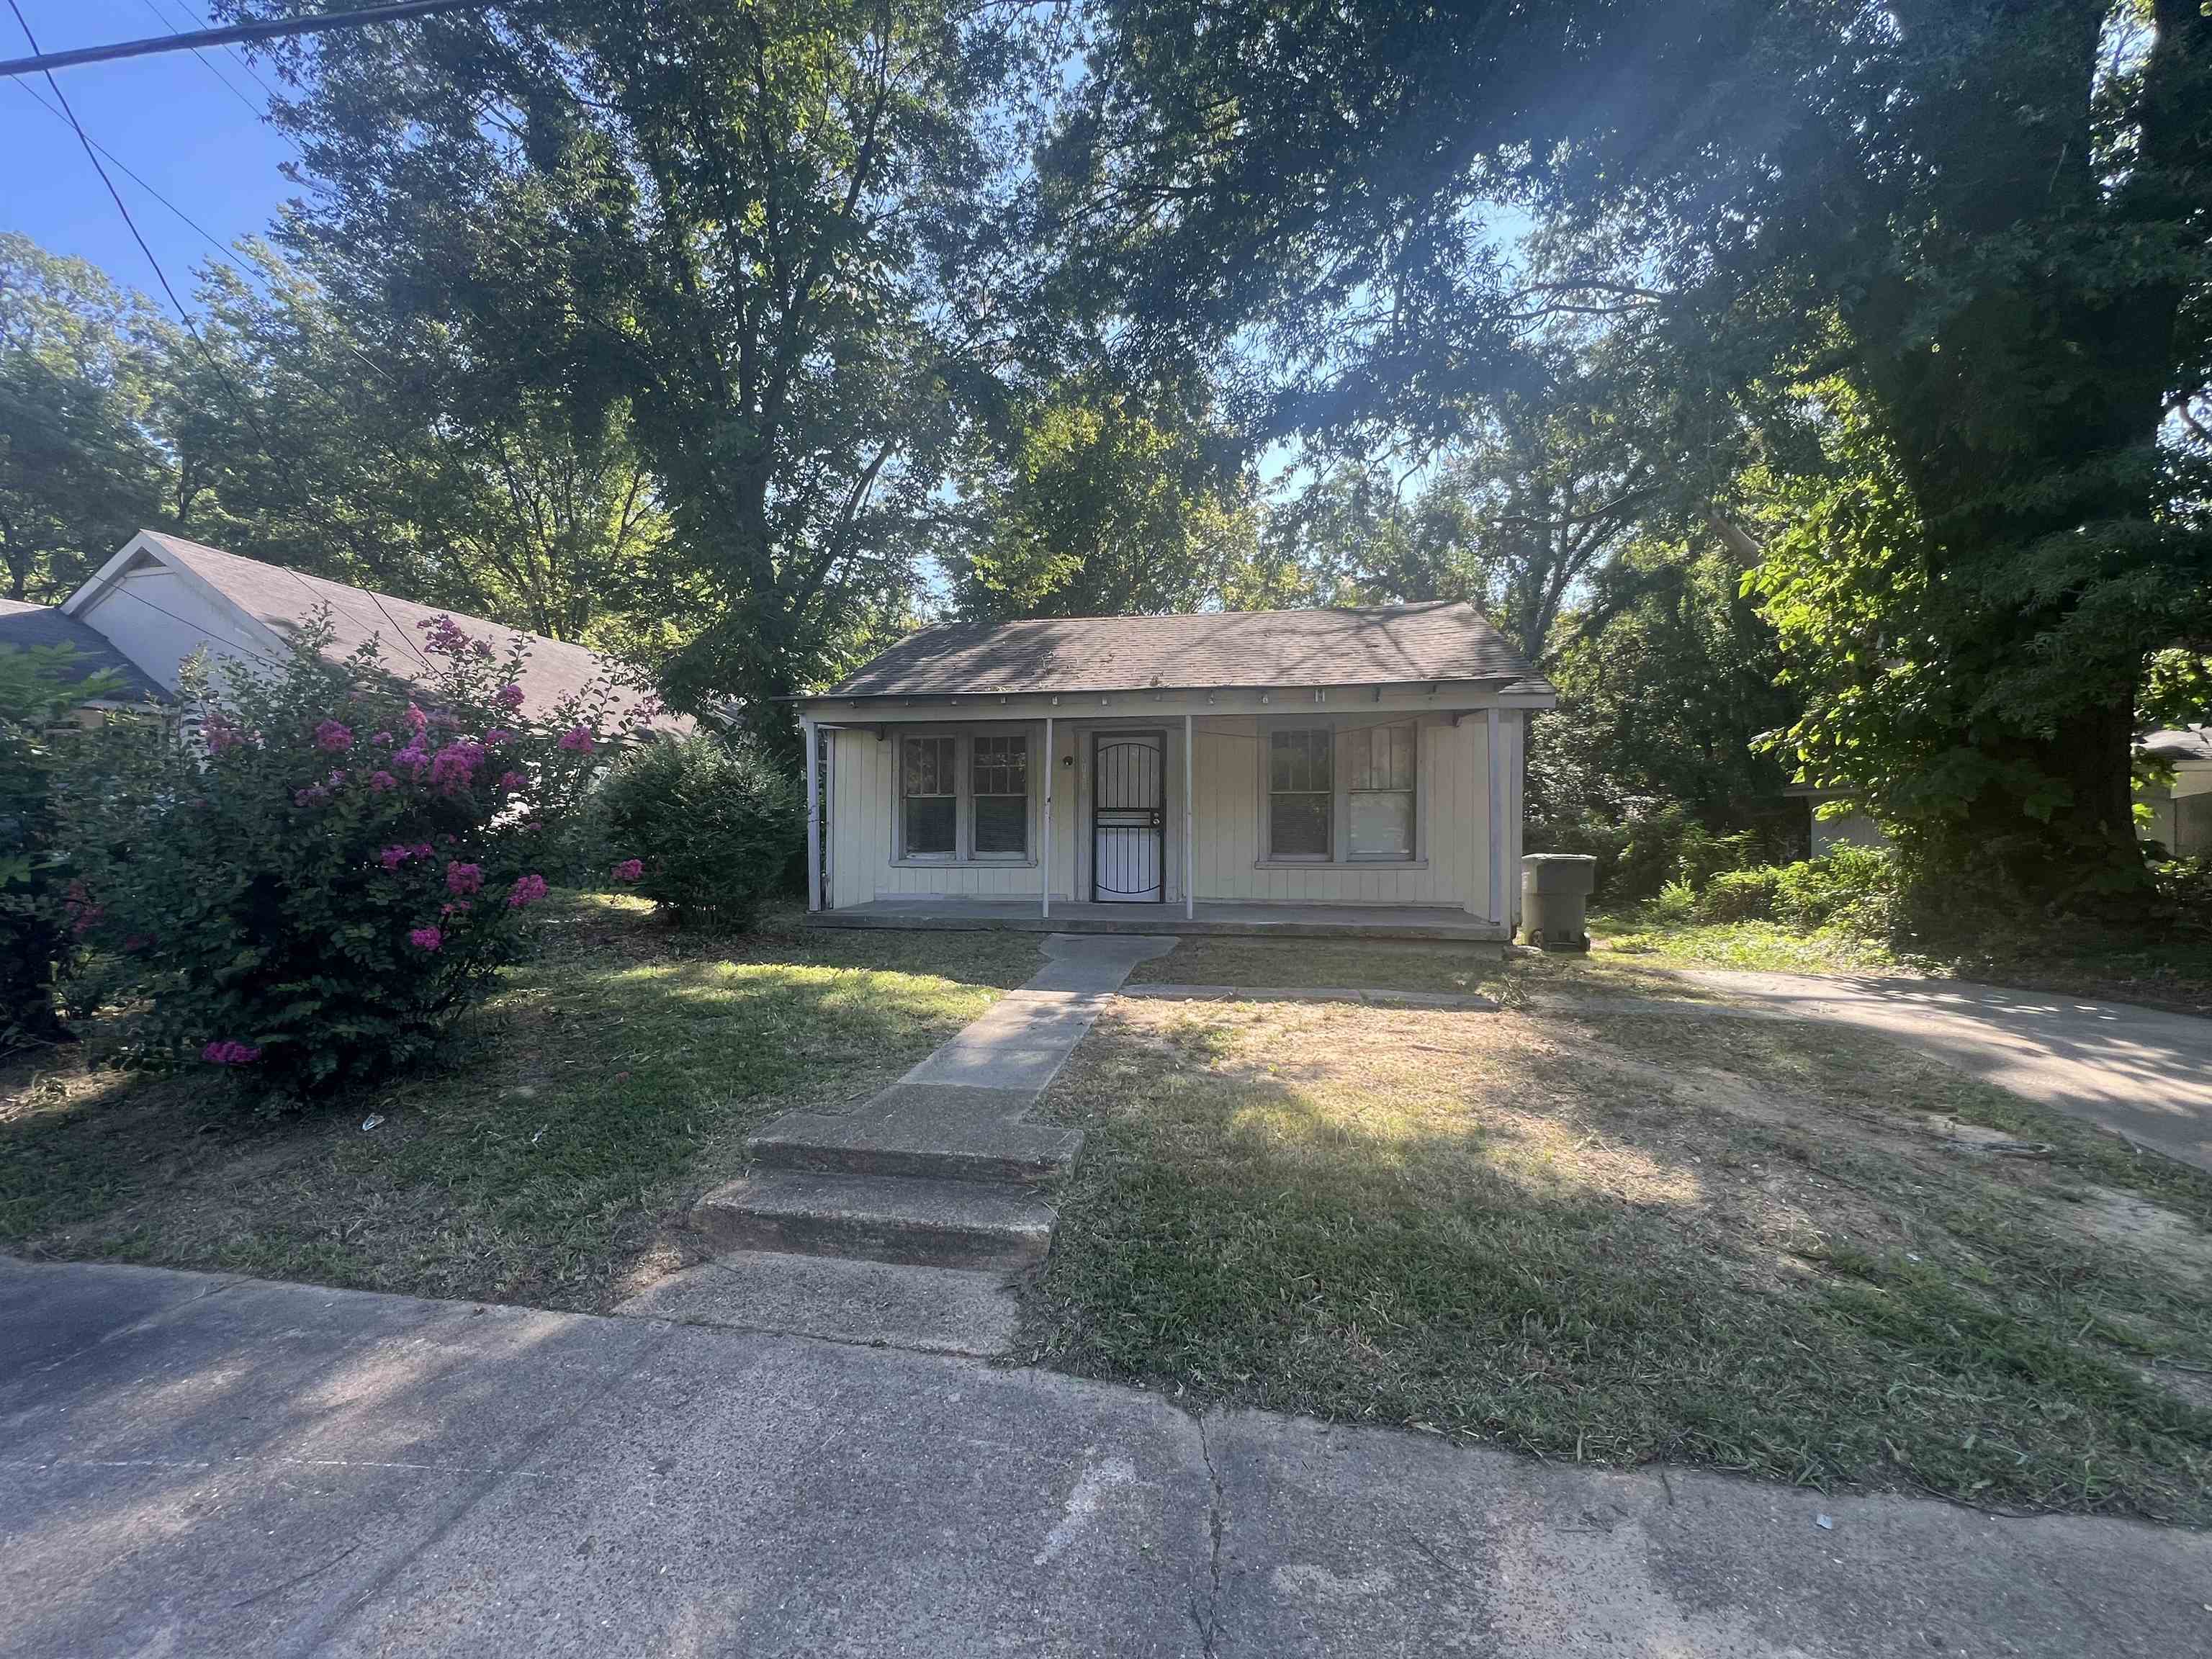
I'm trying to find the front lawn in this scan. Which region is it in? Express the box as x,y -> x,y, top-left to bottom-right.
1025,978 -> 2212,1522
0,896 -> 1040,1310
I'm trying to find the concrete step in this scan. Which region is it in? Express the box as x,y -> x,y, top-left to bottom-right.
747,1089 -> 1080,1186
691,1170 -> 1056,1270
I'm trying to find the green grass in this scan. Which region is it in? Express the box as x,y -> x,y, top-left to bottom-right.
0,895 -> 1041,1309
1133,937 -> 1511,996
1024,991 -> 2212,1522
1589,912 -> 1913,976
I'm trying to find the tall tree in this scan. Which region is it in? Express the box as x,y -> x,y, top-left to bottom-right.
235,0 -> 1035,737
952,369 -> 1259,619
1050,0 -> 2212,902
0,235 -> 175,599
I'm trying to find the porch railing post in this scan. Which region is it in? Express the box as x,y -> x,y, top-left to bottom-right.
1183,710 -> 1195,920
1042,714 -> 1053,920
1487,706 -> 1504,932
802,714 -> 822,913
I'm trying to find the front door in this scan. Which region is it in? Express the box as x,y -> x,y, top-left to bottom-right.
1092,732 -> 1164,903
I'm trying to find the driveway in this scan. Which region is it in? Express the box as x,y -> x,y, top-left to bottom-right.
1674,969 -> 2212,1172
4,1258 -> 2208,1658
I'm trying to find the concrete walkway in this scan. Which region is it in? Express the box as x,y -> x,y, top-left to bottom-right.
649,935 -> 1176,1350
1670,969 -> 2212,1172
4,1258 -> 2206,1658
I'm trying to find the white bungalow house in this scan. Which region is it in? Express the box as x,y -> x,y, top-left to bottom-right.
16,529 -> 674,730
794,602 -> 1556,941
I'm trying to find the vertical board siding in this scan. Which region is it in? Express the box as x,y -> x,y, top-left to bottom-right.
823,714 -> 1498,912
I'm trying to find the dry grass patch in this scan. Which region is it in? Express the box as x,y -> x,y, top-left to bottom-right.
1,895 -> 1040,1310
1025,992 -> 2212,1522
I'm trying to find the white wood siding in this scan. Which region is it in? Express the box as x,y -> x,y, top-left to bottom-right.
828,713 -> 1496,914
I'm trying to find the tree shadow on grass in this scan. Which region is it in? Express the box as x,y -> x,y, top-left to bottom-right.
2,897 -> 1041,1311
1027,1002 -> 2212,1523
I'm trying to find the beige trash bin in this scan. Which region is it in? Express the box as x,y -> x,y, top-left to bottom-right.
1520,854 -> 1597,950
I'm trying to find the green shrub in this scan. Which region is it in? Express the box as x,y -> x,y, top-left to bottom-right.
593,732 -> 801,927
62,612 -> 649,1097
1696,867 -> 1780,923
1647,877 -> 1700,924
0,644 -> 125,1050
1773,844 -> 1899,932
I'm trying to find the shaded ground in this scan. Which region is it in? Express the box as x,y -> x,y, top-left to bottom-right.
0,896 -> 1041,1311
6,1258 -> 2209,1659
1028,974 -> 2212,1522
1592,909 -> 2212,1017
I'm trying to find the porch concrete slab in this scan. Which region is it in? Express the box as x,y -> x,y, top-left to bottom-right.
613,1251 -> 1020,1357
810,896 -> 1511,943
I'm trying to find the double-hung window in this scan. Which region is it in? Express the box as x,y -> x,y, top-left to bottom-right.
899,730 -> 1030,861
901,734 -> 958,858
1344,723 -> 1416,860
1267,729 -> 1334,859
971,734 -> 1029,858
1266,721 -> 1419,863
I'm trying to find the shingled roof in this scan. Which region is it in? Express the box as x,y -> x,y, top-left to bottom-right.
84,533 -> 682,732
822,601 -> 1552,699
0,598 -> 170,703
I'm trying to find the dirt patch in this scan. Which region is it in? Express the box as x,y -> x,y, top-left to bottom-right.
2063,1186 -> 2212,1278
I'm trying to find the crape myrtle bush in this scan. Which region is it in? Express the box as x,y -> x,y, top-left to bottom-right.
592,732 -> 801,928
62,611 -> 658,1097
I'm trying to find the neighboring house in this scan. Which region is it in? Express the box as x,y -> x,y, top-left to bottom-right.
50,531 -> 662,727
2139,727 -> 2212,858
1785,785 -> 1888,858
0,597 -> 171,723
793,601 -> 1556,940
1789,727 -> 2212,860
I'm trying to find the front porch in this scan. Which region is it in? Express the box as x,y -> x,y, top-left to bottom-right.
804,896 -> 1510,944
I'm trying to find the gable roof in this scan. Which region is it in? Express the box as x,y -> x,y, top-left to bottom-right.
68,531 -> 678,731
0,598 -> 171,703
821,601 -> 1552,700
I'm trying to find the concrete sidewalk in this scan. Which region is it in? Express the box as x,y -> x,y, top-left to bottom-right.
4,1258 -> 2207,1658
1674,969 -> 2212,1172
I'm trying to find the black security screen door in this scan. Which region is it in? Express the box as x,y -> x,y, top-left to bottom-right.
1093,734 -> 1164,902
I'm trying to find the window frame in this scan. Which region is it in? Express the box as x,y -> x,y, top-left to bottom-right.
1264,727 -> 1336,863
889,724 -> 1040,868
1342,720 -> 1417,863
1256,717 -> 1425,868
898,732 -> 960,862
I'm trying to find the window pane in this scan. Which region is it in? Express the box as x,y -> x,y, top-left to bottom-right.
1271,792 -> 1331,857
974,794 -> 1026,855
905,794 -> 955,855
1349,789 -> 1413,859
1270,729 -> 1329,794
973,734 -> 1026,798
904,735 -> 953,797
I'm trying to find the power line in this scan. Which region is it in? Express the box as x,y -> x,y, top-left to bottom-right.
160,0 -> 287,105
10,76 -> 243,267
135,0 -> 269,127
1,0 -> 504,78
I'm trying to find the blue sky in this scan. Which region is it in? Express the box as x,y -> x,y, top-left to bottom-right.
4,0 -> 298,302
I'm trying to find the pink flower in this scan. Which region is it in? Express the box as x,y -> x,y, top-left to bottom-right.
202,1039 -> 262,1066
328,770 -> 346,787
393,739 -> 433,778
313,719 -> 354,753
370,730 -> 394,747
293,785 -> 328,807
508,873 -> 549,909
495,683 -> 525,711
611,858 -> 644,884
429,741 -> 486,793
380,842 -> 433,871
497,770 -> 527,791
441,900 -> 472,917
446,860 -> 484,896
484,728 -> 515,747
405,703 -> 429,733
408,926 -> 443,953
204,715 -> 246,753
557,726 -> 595,753
369,770 -> 398,793
416,615 -> 485,659
68,903 -> 104,936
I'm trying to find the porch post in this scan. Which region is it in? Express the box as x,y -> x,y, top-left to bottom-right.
1486,706 -> 1505,932
1041,714 -> 1053,920
802,714 -> 822,912
1183,711 -> 1195,920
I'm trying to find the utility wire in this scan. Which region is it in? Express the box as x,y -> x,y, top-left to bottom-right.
157,0 -> 286,105
0,0 -> 503,78
135,0 -> 269,129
